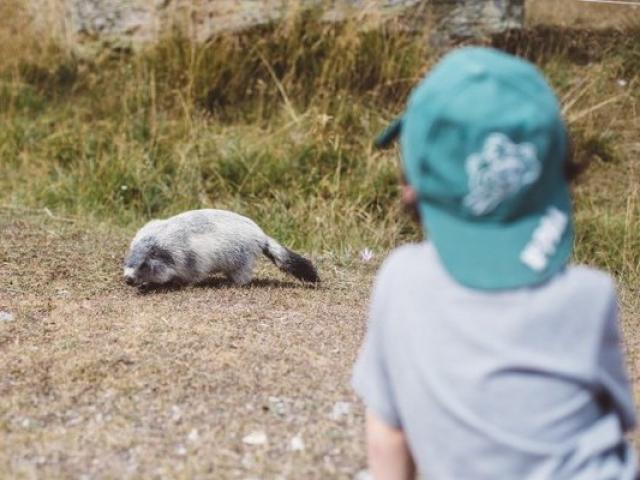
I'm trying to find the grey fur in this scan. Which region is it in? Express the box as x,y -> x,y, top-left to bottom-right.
123,209 -> 319,287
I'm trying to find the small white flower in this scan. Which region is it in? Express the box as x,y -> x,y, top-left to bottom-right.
360,248 -> 374,263
617,79 -> 628,87
120,185 -> 128,191
318,113 -> 333,126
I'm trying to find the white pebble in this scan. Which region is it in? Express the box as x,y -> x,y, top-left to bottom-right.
354,469 -> 372,480
187,428 -> 199,442
0,311 -> 14,322
290,434 -> 305,451
242,430 -> 267,446
330,401 -> 352,421
268,396 -> 288,416
171,405 -> 182,422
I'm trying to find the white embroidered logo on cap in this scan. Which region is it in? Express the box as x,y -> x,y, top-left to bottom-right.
520,207 -> 568,272
463,133 -> 541,216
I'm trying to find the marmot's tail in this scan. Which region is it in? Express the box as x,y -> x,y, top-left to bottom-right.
262,237 -> 320,283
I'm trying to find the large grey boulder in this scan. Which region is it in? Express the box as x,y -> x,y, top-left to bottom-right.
28,0 -> 525,49
430,0 -> 525,40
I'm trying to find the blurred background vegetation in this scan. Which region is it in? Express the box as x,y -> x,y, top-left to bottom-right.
0,0 -> 638,282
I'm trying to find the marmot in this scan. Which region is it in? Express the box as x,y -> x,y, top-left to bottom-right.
123,209 -> 319,287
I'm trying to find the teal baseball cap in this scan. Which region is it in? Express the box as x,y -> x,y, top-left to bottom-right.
377,47 -> 573,290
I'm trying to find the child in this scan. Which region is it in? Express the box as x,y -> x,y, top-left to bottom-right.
352,47 -> 637,479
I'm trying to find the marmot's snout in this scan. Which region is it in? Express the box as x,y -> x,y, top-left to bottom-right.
123,271 -> 136,285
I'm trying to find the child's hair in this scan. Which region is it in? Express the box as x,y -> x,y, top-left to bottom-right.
564,136 -> 590,183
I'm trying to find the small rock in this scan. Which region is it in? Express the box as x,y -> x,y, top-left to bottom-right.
187,428 -> 199,443
21,418 -> 31,428
330,401 -> 352,421
354,469 -> 372,480
268,396 -> 288,416
176,445 -> 187,456
241,454 -> 254,469
617,79 -> 628,87
290,434 -> 305,451
0,311 -> 14,322
242,430 -> 267,446
171,405 -> 182,423
67,416 -> 82,426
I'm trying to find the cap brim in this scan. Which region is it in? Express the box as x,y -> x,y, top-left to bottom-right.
374,117 -> 403,149
419,187 -> 573,290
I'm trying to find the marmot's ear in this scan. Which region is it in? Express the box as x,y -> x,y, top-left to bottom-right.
149,245 -> 176,266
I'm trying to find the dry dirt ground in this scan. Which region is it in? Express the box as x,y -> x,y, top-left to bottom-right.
1,211 -> 639,479
0,211 -> 378,479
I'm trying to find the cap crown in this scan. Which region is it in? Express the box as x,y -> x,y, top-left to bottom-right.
400,47 -> 568,223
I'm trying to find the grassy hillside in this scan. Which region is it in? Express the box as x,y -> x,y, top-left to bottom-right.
1,0 -> 638,281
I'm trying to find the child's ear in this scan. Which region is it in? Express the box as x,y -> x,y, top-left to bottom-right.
401,184 -> 421,223
401,185 -> 417,206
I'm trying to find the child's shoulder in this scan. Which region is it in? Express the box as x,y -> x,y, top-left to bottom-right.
376,242 -> 618,301
383,242 -> 432,265
564,263 -> 615,284
378,242 -> 436,275
374,242 -> 444,290
560,263 -> 618,301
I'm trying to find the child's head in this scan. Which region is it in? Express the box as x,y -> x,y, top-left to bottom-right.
377,47 -> 573,290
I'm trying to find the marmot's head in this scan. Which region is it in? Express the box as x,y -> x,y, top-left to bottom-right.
123,237 -> 178,287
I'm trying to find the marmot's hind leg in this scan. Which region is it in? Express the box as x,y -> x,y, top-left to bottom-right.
227,257 -> 255,286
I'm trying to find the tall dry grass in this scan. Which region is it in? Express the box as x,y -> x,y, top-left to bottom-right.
527,0 -> 640,29
0,0 -> 638,281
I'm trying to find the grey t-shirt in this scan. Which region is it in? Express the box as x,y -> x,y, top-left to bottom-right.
352,242 -> 637,480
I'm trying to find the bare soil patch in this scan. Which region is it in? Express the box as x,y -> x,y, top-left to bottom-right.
0,212 -> 376,479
